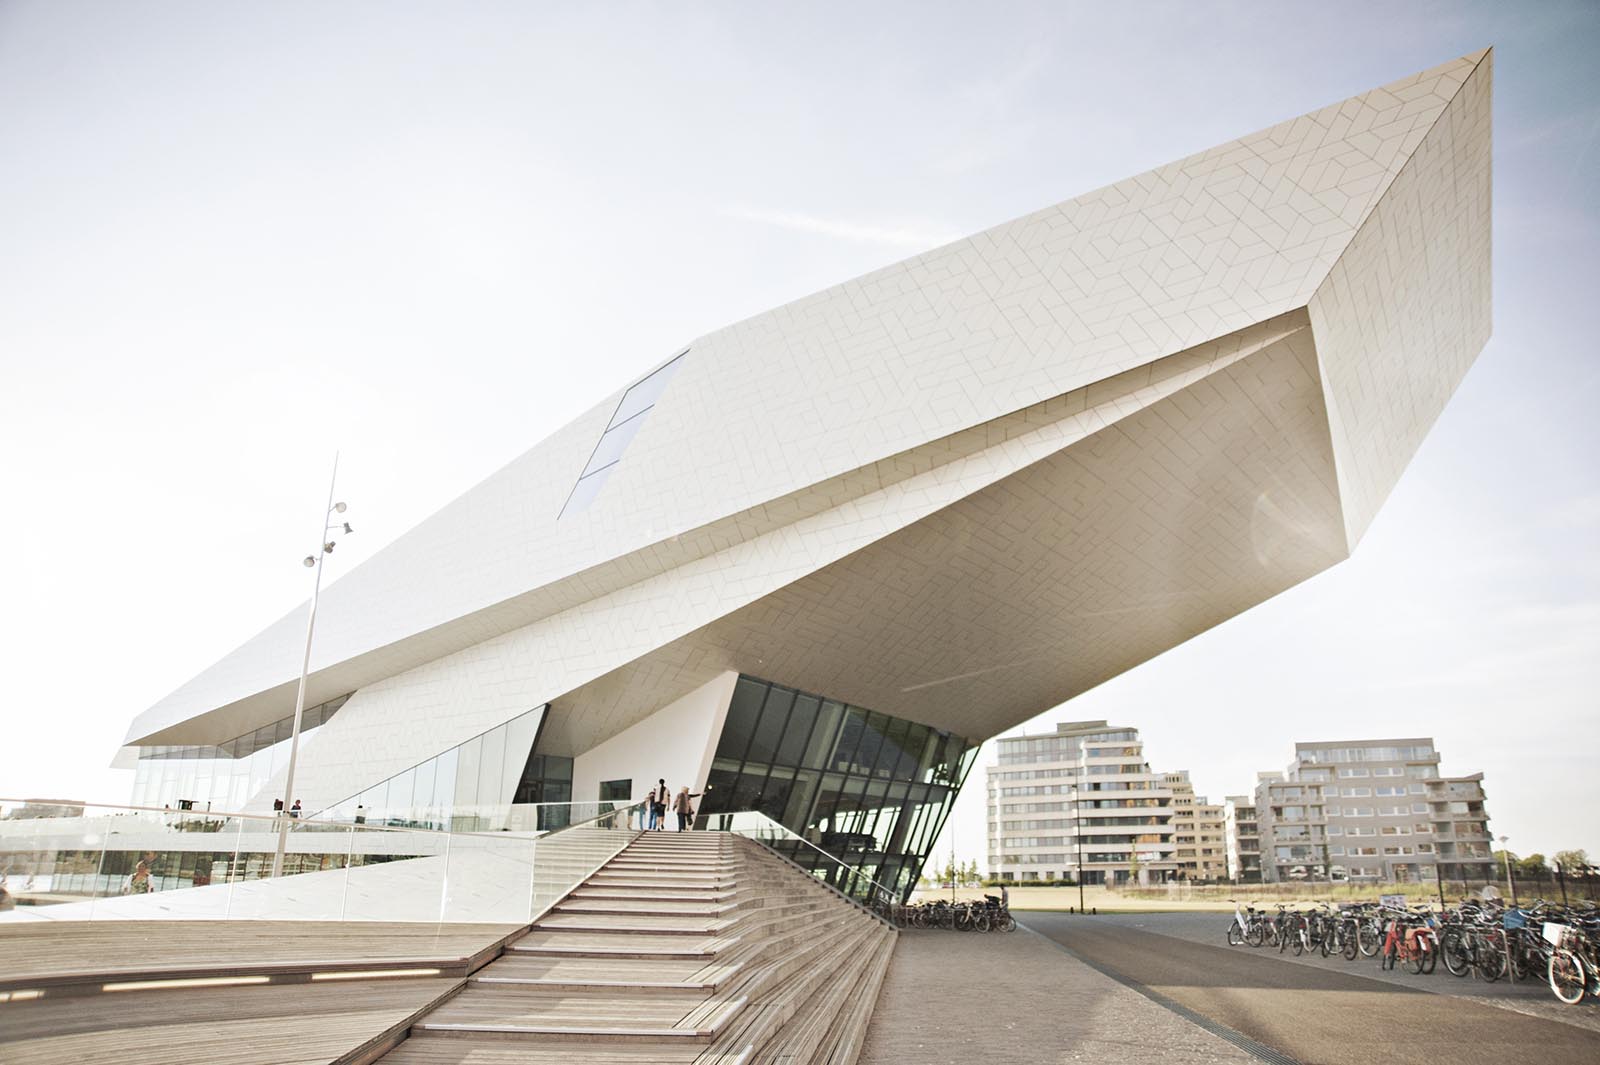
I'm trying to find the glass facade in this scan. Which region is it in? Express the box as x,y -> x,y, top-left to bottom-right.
321,705 -> 571,831
130,695 -> 349,812
695,675 -> 978,900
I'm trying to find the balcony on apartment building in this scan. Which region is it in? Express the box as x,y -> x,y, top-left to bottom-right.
1426,781 -> 1486,802
1265,785 -> 1326,802
1429,801 -> 1488,821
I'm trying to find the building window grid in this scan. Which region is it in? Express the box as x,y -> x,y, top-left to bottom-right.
698,675 -> 977,900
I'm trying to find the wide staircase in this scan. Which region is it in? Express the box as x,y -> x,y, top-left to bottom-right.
383,829 -> 896,1064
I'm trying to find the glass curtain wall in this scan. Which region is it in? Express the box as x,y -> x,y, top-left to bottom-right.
322,705 -> 547,830
696,675 -> 978,900
129,695 -> 349,812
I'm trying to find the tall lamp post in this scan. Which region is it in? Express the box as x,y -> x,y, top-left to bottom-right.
1072,785 -> 1085,913
1498,834 -> 1516,905
270,456 -> 353,879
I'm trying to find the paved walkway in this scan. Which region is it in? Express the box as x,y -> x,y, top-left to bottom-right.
1026,913 -> 1600,1065
860,927 -> 1258,1064
1082,911 -> 1600,1034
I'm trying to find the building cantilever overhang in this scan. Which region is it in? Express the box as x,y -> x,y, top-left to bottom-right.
122,51 -> 1492,815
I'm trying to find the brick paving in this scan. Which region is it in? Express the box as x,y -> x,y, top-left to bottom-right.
859,926 -> 1259,1064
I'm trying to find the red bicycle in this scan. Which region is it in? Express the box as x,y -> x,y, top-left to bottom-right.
1380,907 -> 1438,974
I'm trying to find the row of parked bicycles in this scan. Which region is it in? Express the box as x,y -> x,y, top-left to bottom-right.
892,895 -> 1018,932
1226,896 -> 1600,1005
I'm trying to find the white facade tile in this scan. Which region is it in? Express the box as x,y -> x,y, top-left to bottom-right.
122,53 -> 1493,819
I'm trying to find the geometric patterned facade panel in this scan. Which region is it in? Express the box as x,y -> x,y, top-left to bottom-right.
121,53 -> 1494,818
1311,51 -> 1492,546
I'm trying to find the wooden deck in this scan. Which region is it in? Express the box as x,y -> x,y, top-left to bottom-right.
0,834 -> 897,1065
0,977 -> 462,1065
384,831 -> 897,1064
0,921 -> 520,1065
0,920 -> 522,990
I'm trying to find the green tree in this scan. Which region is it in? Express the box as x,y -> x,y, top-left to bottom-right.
941,858 -> 957,886
964,859 -> 979,886
1554,849 -> 1591,872
1517,853 -> 1548,877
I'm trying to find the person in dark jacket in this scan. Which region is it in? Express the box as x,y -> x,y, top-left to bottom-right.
652,778 -> 668,831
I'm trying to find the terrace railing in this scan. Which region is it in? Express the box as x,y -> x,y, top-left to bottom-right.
701,809 -> 904,926
0,797 -> 641,923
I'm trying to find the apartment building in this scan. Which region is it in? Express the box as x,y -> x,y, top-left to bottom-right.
987,721 -> 1178,886
1225,793 -> 1263,882
1255,738 -> 1494,884
1165,772 -> 1227,880
1194,799 -> 1228,880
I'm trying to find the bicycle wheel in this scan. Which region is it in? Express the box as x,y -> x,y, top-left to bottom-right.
1246,922 -> 1265,948
1509,937 -> 1533,982
1343,926 -> 1359,962
995,913 -> 1016,933
1441,930 -> 1471,977
974,912 -> 992,933
1291,924 -> 1306,956
1358,922 -> 1381,957
1475,934 -> 1506,983
1411,934 -> 1437,975
1549,949 -> 1587,1005
1320,926 -> 1333,958
1228,924 -> 1244,947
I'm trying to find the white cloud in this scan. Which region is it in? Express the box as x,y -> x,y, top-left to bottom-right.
720,205 -> 963,251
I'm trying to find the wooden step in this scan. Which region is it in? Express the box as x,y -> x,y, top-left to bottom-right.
383,1032 -> 707,1062
605,858 -> 737,866
414,986 -> 749,1043
506,930 -> 734,960
471,953 -> 723,988
686,919 -> 889,1063
532,914 -> 733,936
379,830 -> 895,1064
554,899 -> 735,916
589,870 -> 737,883
569,888 -> 737,903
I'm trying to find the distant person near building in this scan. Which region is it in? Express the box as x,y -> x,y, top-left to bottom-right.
674,786 -> 702,831
652,779 -> 668,831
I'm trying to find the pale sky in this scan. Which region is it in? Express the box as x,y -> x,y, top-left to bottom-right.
2,2 -> 1596,869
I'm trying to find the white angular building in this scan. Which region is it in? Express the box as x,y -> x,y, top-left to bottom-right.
118,51 -> 1493,898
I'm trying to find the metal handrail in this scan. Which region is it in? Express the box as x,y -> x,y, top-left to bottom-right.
707,810 -> 902,925
550,799 -> 646,835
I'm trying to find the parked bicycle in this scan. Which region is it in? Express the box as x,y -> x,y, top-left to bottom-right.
903,895 -> 1016,932
1225,896 -> 1600,1007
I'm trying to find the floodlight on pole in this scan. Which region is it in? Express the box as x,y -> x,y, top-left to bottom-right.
270,454 -> 354,879
1499,834 -> 1516,905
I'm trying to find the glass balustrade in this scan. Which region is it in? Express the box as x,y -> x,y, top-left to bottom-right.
704,808 -> 902,922
0,797 -> 640,923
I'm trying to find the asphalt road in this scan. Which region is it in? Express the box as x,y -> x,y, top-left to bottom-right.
1023,912 -> 1600,1065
